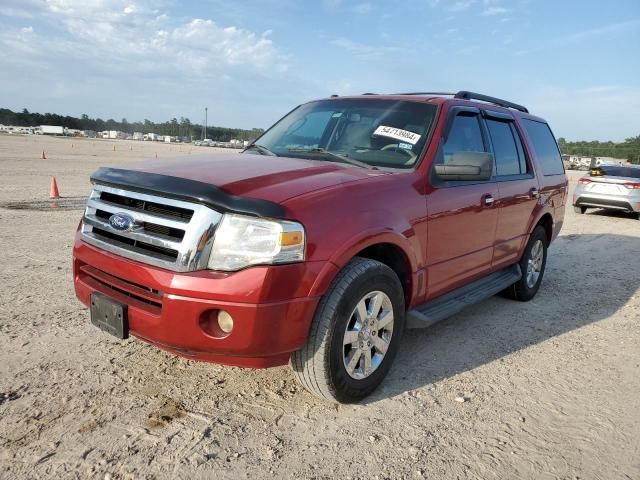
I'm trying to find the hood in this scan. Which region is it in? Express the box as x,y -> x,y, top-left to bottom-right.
127,152 -> 387,204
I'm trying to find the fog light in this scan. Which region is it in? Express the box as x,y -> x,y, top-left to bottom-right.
217,310 -> 234,334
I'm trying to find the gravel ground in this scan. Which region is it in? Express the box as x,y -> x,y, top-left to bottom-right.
1,135 -> 638,480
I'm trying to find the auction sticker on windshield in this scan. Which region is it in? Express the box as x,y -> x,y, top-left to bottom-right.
373,126 -> 421,145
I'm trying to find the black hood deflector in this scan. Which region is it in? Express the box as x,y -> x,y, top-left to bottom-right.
90,167 -> 286,218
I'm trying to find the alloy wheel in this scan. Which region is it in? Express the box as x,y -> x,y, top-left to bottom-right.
342,291 -> 394,380
526,239 -> 544,288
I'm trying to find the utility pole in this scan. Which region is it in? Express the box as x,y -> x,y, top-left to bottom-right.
204,107 -> 208,140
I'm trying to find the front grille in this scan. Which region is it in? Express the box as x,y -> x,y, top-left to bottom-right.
99,191 -> 193,221
94,209 -> 185,241
92,227 -> 180,260
80,184 -> 223,272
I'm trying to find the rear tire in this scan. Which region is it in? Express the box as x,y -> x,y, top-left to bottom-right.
290,257 -> 405,403
574,206 -> 587,214
503,226 -> 548,302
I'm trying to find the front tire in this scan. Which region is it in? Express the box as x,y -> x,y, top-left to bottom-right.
290,257 -> 405,403
503,226 -> 548,302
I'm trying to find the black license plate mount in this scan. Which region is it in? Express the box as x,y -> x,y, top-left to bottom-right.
89,292 -> 128,339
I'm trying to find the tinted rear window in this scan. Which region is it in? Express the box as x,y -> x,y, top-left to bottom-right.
486,119 -> 528,176
591,166 -> 640,179
521,119 -> 564,175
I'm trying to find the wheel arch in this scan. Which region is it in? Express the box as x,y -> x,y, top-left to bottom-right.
309,231 -> 418,306
354,243 -> 413,306
533,212 -> 554,244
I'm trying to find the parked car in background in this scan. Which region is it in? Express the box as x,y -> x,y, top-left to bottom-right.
573,165 -> 640,218
73,90 -> 567,402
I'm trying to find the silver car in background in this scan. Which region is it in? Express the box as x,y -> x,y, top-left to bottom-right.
573,165 -> 640,219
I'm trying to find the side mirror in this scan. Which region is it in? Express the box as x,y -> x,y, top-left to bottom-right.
434,151 -> 493,181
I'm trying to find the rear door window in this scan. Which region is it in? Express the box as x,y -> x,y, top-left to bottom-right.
521,119 -> 564,175
486,119 -> 527,176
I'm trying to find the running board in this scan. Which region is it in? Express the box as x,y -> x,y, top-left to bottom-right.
406,264 -> 522,329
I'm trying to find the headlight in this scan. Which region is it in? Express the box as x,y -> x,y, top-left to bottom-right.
208,214 -> 305,271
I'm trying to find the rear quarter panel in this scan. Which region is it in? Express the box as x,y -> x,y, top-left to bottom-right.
516,114 -> 568,244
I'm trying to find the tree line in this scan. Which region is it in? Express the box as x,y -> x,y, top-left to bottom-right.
557,135 -> 640,164
0,108 -> 264,142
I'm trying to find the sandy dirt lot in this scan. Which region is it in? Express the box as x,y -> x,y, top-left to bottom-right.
0,134 -> 638,480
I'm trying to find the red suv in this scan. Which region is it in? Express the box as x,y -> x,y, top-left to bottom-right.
73,91 -> 567,402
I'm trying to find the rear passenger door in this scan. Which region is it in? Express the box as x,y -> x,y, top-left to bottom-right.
482,111 -> 539,267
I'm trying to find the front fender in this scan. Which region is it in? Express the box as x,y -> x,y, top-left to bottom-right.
308,228 -> 419,301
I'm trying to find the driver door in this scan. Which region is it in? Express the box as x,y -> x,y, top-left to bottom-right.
426,108 -> 499,298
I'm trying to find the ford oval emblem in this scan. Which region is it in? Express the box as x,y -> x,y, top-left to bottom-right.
108,213 -> 134,231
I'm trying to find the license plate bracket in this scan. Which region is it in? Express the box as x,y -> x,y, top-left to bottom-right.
90,292 -> 128,339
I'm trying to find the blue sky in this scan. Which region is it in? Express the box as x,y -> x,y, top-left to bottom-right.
1,0 -> 639,140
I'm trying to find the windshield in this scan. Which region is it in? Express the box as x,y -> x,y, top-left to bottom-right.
247,98 -> 437,169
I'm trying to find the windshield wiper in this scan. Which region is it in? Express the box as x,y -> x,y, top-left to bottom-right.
243,143 -> 278,156
286,148 -> 377,170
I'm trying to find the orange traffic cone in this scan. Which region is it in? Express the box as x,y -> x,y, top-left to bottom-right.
49,177 -> 60,199
40,150 -> 47,159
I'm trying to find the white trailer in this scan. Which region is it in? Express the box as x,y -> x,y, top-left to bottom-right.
40,125 -> 65,135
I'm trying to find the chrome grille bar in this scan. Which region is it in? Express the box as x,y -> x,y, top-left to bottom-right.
86,198 -> 189,230
83,214 -> 183,250
81,184 -> 223,272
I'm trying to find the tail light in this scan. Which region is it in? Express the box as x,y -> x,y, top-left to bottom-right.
578,178 -> 592,184
623,182 -> 640,189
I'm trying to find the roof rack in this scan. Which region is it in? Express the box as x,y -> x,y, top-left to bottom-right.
454,91 -> 528,113
384,90 -> 528,113
352,90 -> 529,113
391,92 -> 456,96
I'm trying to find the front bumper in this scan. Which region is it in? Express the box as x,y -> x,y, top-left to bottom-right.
73,234 -> 327,368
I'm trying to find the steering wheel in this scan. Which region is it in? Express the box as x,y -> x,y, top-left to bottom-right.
381,143 -> 417,162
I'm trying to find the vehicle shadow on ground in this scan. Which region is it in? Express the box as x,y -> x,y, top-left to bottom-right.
586,209 -> 639,220
364,233 -> 640,403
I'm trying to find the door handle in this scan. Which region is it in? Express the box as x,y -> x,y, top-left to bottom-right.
530,188 -> 540,198
483,194 -> 494,206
